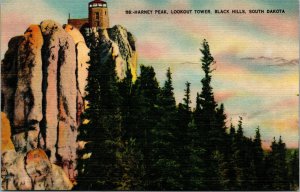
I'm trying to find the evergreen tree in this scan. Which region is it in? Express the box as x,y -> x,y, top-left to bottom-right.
118,138 -> 144,190
178,83 -> 192,153
118,69 -> 133,139
149,68 -> 181,190
134,65 -> 161,189
75,33 -> 295,191
196,40 -> 217,147
183,81 -> 192,111
76,33 -> 102,190
194,39 -> 229,190
177,82 -> 207,190
264,137 -> 277,189
252,127 -> 265,189
273,137 -> 289,190
76,34 -> 123,190
288,150 -> 299,190
233,121 -> 257,191
213,103 -> 227,153
243,137 -> 256,190
229,121 -> 236,140
232,117 -> 248,190
194,92 -> 201,137
118,69 -> 145,190
185,119 -> 206,190
225,122 -> 237,190
265,137 -> 290,190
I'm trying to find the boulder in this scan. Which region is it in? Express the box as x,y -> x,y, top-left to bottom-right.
1,149 -> 73,190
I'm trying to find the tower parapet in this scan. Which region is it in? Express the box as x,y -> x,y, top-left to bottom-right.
89,0 -> 109,29
68,0 -> 109,30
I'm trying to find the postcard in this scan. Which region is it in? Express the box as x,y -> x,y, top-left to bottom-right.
1,0 -> 299,191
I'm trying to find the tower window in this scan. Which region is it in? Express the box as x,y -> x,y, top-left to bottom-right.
96,12 -> 99,19
96,21 -> 100,27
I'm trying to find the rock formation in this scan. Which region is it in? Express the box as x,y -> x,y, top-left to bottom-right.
1,19 -> 137,190
1,20 -> 89,190
84,25 -> 138,82
2,149 -> 73,190
107,25 -> 138,82
1,113 -> 15,152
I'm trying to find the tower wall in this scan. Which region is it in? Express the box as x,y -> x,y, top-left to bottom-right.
89,7 -> 109,29
67,18 -> 89,30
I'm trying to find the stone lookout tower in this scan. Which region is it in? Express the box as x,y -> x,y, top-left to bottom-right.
89,0 -> 109,28
68,0 -> 109,30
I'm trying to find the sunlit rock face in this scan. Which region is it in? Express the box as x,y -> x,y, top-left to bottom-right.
1,20 -> 89,190
63,24 -> 89,97
1,19 -> 138,190
63,24 -> 89,125
1,113 -> 15,152
83,25 -> 138,82
107,25 -> 138,82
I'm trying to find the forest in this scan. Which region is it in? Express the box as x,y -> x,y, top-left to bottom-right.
74,35 -> 299,191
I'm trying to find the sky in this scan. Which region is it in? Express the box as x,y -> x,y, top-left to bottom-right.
1,0 -> 299,149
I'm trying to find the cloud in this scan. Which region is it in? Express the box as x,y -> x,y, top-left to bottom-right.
215,91 -> 236,103
241,56 -> 299,67
1,0 -> 65,58
1,0 -> 298,149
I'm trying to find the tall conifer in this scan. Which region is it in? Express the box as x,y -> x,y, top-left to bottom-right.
149,68 -> 181,190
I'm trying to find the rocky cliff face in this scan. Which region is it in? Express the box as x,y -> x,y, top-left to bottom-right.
108,25 -> 138,82
1,20 -> 137,190
1,20 -> 89,190
85,25 -> 138,82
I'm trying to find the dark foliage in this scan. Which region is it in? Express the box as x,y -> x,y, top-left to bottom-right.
75,38 -> 298,191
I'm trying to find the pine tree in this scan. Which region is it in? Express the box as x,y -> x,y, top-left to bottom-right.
194,92 -> 201,137
288,150 -> 299,190
194,39 -> 229,190
232,120 -> 257,191
213,103 -> 227,153
149,68 -> 181,190
225,122 -> 237,190
243,137 -> 256,190
134,65 -> 161,189
264,137 -> 277,189
196,40 -> 217,147
177,81 -> 206,190
183,81 -> 191,111
252,127 -> 265,189
211,104 -> 233,190
118,138 -> 144,190
118,69 -> 145,190
119,69 -> 133,139
185,119 -> 206,190
273,137 -> 289,190
76,32 -> 102,190
178,82 -> 192,152
176,82 -> 192,189
265,136 -> 290,190
74,33 -> 294,191
76,34 -> 124,190
233,117 -> 248,190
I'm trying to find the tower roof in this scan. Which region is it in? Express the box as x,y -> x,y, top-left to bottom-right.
89,0 -> 107,8
89,0 -> 106,4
